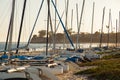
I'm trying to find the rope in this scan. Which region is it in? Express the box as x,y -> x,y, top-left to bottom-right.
27,0 -> 44,46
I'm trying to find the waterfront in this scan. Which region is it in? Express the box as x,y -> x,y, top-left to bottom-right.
0,42 -> 117,51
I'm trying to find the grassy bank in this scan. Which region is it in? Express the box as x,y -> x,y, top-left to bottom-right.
75,53 -> 120,80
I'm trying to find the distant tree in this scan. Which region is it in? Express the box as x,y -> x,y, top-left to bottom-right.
80,32 -> 85,37
56,33 -> 64,43
66,28 -> 75,36
38,30 -> 46,37
48,31 -> 53,37
93,31 -> 100,42
94,31 -> 100,36
31,34 -> 38,43
67,28 -> 72,35
33,34 -> 37,38
48,31 -> 53,42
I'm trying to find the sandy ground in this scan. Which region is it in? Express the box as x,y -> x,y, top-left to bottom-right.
56,62 -> 91,80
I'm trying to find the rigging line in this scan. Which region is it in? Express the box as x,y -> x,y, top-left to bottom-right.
0,0 -> 44,53
26,0 -> 44,46
16,0 -> 27,54
55,11 -> 64,33
51,0 -> 75,49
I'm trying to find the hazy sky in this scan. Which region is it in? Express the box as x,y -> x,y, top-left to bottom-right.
0,0 -> 120,42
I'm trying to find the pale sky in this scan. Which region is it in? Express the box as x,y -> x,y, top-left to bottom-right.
0,0 -> 120,42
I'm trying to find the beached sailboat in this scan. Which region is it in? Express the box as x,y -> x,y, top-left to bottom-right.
0,0 -> 59,80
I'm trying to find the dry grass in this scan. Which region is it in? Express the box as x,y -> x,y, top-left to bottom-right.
75,53 -> 120,80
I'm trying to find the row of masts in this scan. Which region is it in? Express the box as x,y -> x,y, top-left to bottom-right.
4,0 -> 27,61
3,0 -> 120,57
65,0 -> 120,49
75,0 -> 120,48
4,0 -> 45,55
99,8 -> 120,48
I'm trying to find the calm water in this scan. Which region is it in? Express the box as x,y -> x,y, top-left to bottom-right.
0,42 -> 46,51
0,42 -> 116,51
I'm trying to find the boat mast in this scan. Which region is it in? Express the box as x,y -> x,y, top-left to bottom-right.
46,0 -> 50,56
63,0 -> 69,49
76,4 -> 78,49
110,13 -> 113,33
71,9 -> 73,29
70,9 -> 73,44
107,9 -> 111,47
8,0 -> 15,55
16,0 -> 27,54
76,0 -> 85,49
116,19 -> 118,47
53,0 -> 57,54
119,11 -> 120,32
49,4 -> 54,53
119,11 -> 120,46
99,7 -> 105,48
4,0 -> 15,54
65,0 -> 69,29
90,2 -> 95,48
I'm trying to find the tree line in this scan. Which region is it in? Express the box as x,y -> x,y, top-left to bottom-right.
30,29 -> 120,43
